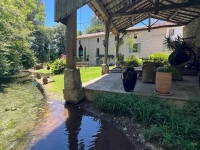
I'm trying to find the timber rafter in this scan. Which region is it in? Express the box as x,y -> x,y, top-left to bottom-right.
55,0 -> 200,34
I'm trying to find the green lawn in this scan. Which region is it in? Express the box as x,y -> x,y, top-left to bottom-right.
47,67 -> 102,96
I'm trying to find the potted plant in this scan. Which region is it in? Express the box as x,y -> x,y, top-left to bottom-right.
155,66 -> 181,95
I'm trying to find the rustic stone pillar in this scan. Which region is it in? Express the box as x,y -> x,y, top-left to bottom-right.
102,19 -> 111,75
63,11 -> 84,104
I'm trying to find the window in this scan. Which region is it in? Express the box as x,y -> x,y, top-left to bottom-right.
97,38 -> 99,43
134,33 -> 137,39
133,43 -> 138,52
169,29 -> 174,36
129,43 -> 141,53
96,48 -> 99,57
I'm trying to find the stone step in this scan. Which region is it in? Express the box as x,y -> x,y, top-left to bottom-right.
109,67 -> 123,73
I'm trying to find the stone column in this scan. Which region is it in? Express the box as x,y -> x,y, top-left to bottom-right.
102,19 -> 111,75
63,11 -> 84,104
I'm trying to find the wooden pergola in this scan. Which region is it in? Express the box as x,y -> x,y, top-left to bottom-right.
54,0 -> 200,103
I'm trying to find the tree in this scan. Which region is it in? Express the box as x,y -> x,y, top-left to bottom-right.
86,15 -> 105,34
32,26 -> 54,63
53,24 -> 66,57
0,0 -> 45,76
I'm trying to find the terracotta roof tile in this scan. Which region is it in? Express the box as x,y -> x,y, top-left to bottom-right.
77,21 -> 179,39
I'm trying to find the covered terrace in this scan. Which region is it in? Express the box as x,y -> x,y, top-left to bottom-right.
54,0 -> 200,103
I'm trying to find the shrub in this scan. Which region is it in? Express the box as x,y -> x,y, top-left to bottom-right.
123,55 -> 142,68
148,52 -> 170,66
50,58 -> 66,74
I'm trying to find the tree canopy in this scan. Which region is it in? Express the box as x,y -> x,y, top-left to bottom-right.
85,15 -> 105,34
0,0 -> 45,76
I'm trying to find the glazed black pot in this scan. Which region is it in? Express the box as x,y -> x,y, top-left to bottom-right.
122,67 -> 137,92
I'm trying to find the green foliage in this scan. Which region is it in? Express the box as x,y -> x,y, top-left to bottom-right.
123,55 -> 142,68
50,58 -> 66,74
164,35 -> 183,51
32,26 -> 55,63
148,52 -> 170,66
21,50 -> 36,69
126,34 -> 135,47
0,0 -> 45,76
156,66 -> 177,72
53,24 -> 66,58
86,15 -> 105,34
86,25 -> 105,34
157,66 -> 182,80
93,93 -> 200,150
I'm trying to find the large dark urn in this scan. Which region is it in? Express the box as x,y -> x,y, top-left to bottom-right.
168,46 -> 190,66
122,67 -> 137,92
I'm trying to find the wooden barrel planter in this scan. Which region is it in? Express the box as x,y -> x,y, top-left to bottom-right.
156,72 -> 172,94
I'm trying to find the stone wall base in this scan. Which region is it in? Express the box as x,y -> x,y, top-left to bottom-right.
102,64 -> 109,75
63,68 -> 84,104
63,88 -> 84,104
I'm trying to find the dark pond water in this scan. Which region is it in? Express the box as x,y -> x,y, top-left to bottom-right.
27,100 -> 136,150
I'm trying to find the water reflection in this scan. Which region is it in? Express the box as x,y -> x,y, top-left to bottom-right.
65,103 -> 101,150
29,100 -> 135,150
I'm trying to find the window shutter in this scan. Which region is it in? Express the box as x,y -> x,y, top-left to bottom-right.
129,46 -> 132,53
137,43 -> 141,53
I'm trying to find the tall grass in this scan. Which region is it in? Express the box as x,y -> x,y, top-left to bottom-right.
93,92 -> 200,150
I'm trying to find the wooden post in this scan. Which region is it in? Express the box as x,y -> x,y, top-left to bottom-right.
104,19 -> 111,65
116,33 -> 120,67
66,11 -> 77,69
102,19 -> 111,75
63,10 -> 84,104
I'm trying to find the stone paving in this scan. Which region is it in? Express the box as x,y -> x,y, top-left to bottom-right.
83,72 -> 200,106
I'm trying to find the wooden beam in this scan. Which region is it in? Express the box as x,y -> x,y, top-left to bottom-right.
107,1 -> 127,13
147,0 -> 155,6
91,0 -> 118,34
66,11 -> 77,69
112,1 -> 200,18
91,0 -> 109,20
118,0 -> 142,12
169,9 -> 179,19
151,14 -> 185,25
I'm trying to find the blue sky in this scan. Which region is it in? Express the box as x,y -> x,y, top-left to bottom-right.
42,0 -> 94,31
42,0 -> 161,31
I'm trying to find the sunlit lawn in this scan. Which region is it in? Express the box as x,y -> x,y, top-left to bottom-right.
43,67 -> 106,96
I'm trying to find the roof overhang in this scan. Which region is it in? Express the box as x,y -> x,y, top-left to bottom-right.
55,0 -> 200,34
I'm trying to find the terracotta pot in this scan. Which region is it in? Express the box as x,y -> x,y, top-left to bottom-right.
156,72 -> 172,94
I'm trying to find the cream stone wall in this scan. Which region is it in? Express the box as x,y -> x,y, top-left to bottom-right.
183,17 -> 200,53
77,26 -> 183,66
